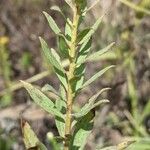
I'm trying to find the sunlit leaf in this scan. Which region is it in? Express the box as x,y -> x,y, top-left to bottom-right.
86,42 -> 115,62
39,37 -> 67,89
82,65 -> 115,89
21,81 -> 64,119
43,11 -> 61,35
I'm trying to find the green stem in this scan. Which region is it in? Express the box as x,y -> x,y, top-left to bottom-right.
64,6 -> 80,150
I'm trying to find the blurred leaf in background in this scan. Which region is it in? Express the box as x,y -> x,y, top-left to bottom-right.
0,36 -> 13,107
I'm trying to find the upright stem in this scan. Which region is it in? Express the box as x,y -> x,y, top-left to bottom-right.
64,6 -> 80,150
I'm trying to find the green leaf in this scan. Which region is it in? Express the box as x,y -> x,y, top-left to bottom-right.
21,81 -> 64,119
127,138 -> 150,150
98,140 -> 135,150
77,28 -> 91,43
79,15 -> 104,44
65,18 -> 72,41
119,0 -> 150,15
70,112 -> 94,150
55,86 -> 66,138
51,48 -> 61,63
39,37 -> 64,72
43,11 -> 61,35
82,65 -> 115,89
141,99 -> 150,122
55,99 -> 66,138
75,0 -> 87,13
73,38 -> 92,93
86,42 -> 115,62
22,121 -> 47,150
76,38 -> 92,64
58,34 -> 69,58
39,37 -> 67,89
74,88 -> 110,118
72,64 -> 86,93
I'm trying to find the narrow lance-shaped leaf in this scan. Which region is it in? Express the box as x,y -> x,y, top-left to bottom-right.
82,65 -> 115,89
74,88 -> 110,118
21,81 -> 64,119
97,140 -> 135,150
86,42 -> 115,62
39,37 -> 64,73
58,34 -> 69,58
65,18 -> 72,41
39,37 -> 68,89
55,86 -> 66,138
43,11 -> 61,35
141,99 -> 150,122
76,37 -> 92,64
70,112 -> 94,150
22,121 -> 47,150
77,28 -> 91,43
79,15 -> 104,45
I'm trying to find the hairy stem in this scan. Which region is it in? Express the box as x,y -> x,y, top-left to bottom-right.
64,5 -> 80,150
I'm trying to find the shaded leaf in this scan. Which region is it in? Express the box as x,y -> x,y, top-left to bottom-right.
55,86 -> 66,138
58,34 -> 69,58
43,11 -> 61,35
141,100 -> 150,121
21,81 -> 64,119
75,0 -> 87,13
77,28 -> 91,43
72,64 -> 85,93
82,65 -> 115,89
79,15 -> 104,44
76,38 -> 92,64
70,112 -> 94,150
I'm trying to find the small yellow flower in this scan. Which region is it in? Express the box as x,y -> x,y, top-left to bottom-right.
0,36 -> 9,45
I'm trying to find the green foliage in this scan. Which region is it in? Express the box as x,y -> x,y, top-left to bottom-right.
21,1 -> 135,150
0,36 -> 13,107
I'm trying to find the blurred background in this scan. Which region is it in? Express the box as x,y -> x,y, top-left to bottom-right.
0,0 -> 150,149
